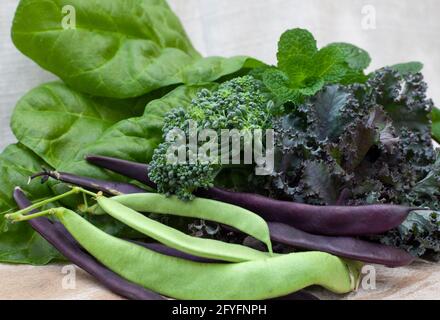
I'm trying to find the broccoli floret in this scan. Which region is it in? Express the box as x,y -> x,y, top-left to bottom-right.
149,142 -> 218,199
149,76 -> 274,200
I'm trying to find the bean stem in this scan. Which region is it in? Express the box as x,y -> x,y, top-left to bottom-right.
12,208 -> 57,222
13,188 -> 165,300
6,187 -> 80,220
6,187 -> 97,221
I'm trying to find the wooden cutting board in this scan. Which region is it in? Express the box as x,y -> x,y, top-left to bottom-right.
1,261 -> 438,300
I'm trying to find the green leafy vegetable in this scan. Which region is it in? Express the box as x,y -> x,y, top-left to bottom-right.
11,82 -> 150,168
4,0 -> 439,270
262,29 -> 370,104
389,61 -> 424,75
12,0 -> 262,98
55,85 -> 213,184
265,68 -> 439,258
379,210 -> 440,259
0,144 -> 61,264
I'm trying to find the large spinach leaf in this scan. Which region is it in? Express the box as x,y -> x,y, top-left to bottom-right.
12,0 -> 259,98
11,82 -> 151,168
55,85 -> 214,182
0,144 -> 62,265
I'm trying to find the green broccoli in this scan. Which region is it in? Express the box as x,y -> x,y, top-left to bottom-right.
149,75 -> 274,200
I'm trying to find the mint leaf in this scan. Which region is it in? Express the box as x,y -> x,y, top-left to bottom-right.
277,28 -> 317,73
262,68 -> 300,103
264,29 -> 370,104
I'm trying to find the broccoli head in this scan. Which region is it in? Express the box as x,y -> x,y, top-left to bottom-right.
149,75 -> 274,200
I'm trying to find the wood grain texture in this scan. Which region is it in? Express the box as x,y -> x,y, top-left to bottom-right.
1,261 -> 439,300
310,260 -> 440,300
0,263 -> 122,300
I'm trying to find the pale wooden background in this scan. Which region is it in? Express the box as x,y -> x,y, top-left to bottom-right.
1,0 -> 440,300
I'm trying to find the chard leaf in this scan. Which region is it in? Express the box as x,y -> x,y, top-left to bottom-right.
12,0 -> 260,98
182,57 -> 264,85
0,144 -> 62,265
11,82 -> 151,168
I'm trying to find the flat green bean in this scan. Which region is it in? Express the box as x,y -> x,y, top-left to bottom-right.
52,208 -> 359,299
92,193 -> 273,253
96,196 -> 271,262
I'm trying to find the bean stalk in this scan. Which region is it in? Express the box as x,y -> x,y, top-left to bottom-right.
6,187 -> 93,220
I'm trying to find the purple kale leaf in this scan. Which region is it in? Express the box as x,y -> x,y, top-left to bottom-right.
266,67 -> 440,258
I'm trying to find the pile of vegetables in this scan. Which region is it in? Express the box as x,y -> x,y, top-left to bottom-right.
1,0 -> 440,300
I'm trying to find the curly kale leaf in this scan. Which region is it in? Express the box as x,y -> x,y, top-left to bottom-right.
379,210 -> 440,260
150,76 -> 274,200
262,29 -> 370,104
267,67 -> 440,258
309,85 -> 360,141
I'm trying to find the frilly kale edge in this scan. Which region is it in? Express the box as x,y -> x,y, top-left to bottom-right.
266,67 -> 440,259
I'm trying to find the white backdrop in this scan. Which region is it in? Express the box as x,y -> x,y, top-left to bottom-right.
1,0 -> 439,151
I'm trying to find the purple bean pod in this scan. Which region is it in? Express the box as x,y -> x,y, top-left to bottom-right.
32,169 -> 146,195
14,188 -> 317,300
198,187 -> 413,236
268,222 -> 414,267
85,155 -> 156,189
85,155 -> 414,236
52,157 -> 413,267
13,187 -> 164,300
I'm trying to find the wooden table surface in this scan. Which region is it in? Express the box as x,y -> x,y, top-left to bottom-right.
1,260 -> 438,300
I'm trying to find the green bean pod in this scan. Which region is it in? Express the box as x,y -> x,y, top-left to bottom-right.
96,196 -> 271,262
54,208 -> 359,300
93,193 -> 273,253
